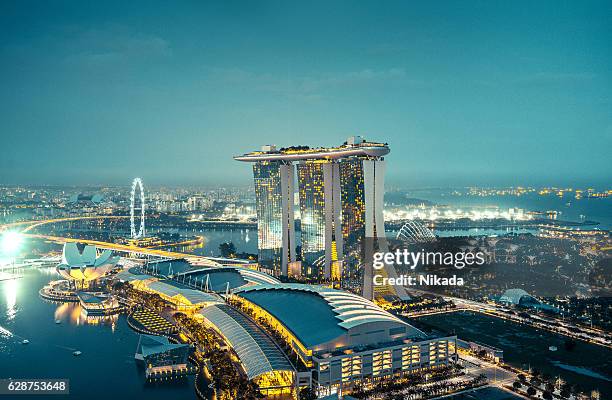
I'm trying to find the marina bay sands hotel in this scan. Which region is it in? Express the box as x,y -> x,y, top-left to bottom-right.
235,136 -> 407,300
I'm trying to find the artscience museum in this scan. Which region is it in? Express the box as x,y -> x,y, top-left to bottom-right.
56,243 -> 119,288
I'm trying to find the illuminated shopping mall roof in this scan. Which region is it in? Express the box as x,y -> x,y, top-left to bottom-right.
234,140 -> 389,162
237,283 -> 423,348
199,304 -> 294,380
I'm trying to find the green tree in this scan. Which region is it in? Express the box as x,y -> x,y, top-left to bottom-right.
298,387 -> 317,400
235,379 -> 261,399
219,242 -> 237,258
564,338 -> 577,351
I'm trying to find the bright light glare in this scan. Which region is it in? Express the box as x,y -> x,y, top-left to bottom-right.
1,231 -> 23,255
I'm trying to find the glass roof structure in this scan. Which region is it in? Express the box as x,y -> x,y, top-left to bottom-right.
117,260 -> 281,295
176,266 -> 281,292
143,259 -> 192,276
499,288 -> 533,304
115,267 -> 153,282
141,259 -> 281,290
76,292 -> 108,304
177,268 -> 247,292
199,304 -> 294,380
136,334 -> 190,358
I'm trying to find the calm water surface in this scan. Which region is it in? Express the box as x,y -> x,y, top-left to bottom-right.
0,268 -> 198,399
405,190 -> 612,230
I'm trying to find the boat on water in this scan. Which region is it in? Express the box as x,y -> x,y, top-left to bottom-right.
55,320 -> 61,324
22,339 -> 29,344
73,351 -> 82,356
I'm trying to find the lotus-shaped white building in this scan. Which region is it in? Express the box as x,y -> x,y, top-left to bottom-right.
56,243 -> 119,287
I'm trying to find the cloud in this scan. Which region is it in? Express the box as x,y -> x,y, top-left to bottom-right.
3,24 -> 170,69
64,27 -> 171,65
208,67 -> 419,100
512,72 -> 596,85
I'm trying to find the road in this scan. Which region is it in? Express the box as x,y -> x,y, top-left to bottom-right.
405,288 -> 612,348
1,215 -> 223,267
0,215 -> 131,233
23,233 -> 222,266
459,353 -> 515,387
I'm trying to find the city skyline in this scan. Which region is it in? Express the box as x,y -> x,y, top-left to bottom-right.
1,1 -> 611,187
0,3 -> 610,399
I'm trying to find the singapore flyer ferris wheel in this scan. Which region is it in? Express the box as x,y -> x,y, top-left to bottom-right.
130,178 -> 146,239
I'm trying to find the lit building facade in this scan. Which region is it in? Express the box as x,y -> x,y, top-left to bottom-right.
311,336 -> 454,395
227,284 -> 456,395
252,157 -> 296,276
236,137 -> 407,300
297,161 -> 342,279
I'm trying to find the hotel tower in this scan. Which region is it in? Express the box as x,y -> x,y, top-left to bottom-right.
235,137 -> 407,300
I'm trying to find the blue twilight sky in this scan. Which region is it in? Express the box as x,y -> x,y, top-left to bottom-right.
0,1 -> 610,187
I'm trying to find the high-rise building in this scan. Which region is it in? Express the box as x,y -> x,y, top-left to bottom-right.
296,161 -> 342,279
235,137 -> 407,300
251,155 -> 296,276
